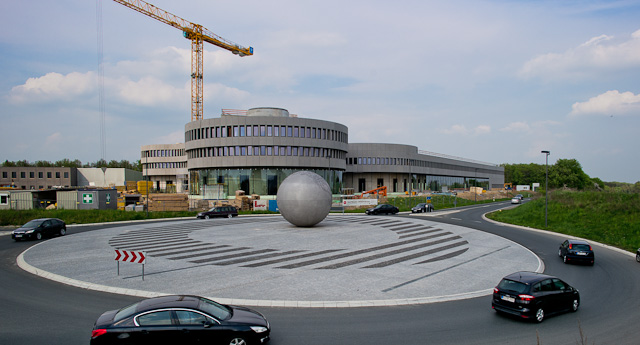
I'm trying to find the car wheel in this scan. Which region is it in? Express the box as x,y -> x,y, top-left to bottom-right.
227,214 -> 233,218
59,228 -> 66,236
563,255 -> 568,264
534,308 -> 545,323
571,299 -> 579,312
636,253 -> 640,262
35,232 -> 42,240
558,249 -> 562,257
228,337 -> 247,345
205,215 -> 210,219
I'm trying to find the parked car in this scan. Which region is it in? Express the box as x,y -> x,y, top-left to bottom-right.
90,295 -> 270,345
365,204 -> 399,215
511,197 -> 521,204
637,248 -> 640,262
12,218 -> 66,241
558,239 -> 595,265
492,271 -> 580,323
197,206 -> 238,219
411,203 -> 434,213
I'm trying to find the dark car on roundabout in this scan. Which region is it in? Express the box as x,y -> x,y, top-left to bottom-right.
411,203 -> 434,213
197,206 -> 239,219
558,239 -> 595,265
90,295 -> 270,345
365,204 -> 399,215
11,218 -> 66,241
492,271 -> 580,323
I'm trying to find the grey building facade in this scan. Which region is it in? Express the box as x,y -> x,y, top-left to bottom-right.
0,167 -> 76,190
142,107 -> 504,198
184,108 -> 348,198
345,143 -> 504,193
141,143 -> 188,193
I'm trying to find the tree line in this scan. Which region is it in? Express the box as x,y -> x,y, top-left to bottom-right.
2,159 -> 141,172
502,158 -> 639,192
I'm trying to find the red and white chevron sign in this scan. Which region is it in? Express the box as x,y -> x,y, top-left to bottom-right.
115,249 -> 146,264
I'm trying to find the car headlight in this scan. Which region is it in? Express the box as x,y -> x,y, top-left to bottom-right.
250,326 -> 268,333
26,230 -> 34,234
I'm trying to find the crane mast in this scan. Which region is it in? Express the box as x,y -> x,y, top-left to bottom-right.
112,0 -> 253,121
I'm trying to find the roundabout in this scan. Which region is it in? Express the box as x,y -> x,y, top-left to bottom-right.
19,214 -> 540,307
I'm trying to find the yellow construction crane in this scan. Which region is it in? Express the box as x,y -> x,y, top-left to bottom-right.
112,0 -> 253,121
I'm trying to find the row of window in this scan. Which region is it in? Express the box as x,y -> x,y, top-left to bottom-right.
347,157 -> 492,174
143,148 -> 185,158
145,162 -> 187,170
2,171 -> 69,179
186,124 -> 347,143
189,146 -> 346,160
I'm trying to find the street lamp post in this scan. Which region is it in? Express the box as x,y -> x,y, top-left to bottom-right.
541,150 -> 550,228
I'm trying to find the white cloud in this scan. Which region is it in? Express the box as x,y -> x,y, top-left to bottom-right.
500,121 -> 530,132
441,124 -> 491,135
442,124 -> 469,135
265,30 -> 348,49
475,125 -> 491,135
150,131 -> 185,145
117,76 -> 187,106
45,132 -> 62,146
570,90 -> 640,117
519,29 -> 640,80
10,72 -> 96,103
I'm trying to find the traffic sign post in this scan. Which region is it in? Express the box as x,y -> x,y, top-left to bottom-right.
115,249 -> 147,280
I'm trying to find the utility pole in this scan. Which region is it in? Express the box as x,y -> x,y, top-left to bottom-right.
541,150 -> 550,228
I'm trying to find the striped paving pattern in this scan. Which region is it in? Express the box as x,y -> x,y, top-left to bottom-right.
108,216 -> 468,270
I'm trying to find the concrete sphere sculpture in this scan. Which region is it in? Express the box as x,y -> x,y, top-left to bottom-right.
276,171 -> 332,227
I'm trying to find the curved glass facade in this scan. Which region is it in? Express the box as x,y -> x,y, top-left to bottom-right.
190,168 -> 343,198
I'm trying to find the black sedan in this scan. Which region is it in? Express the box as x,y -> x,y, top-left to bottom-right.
365,204 -> 399,215
492,271 -> 579,323
91,295 -> 270,345
411,203 -> 434,213
197,206 -> 239,219
558,239 -> 595,265
12,218 -> 66,241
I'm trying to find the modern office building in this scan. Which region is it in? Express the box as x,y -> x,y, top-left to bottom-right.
0,167 -> 141,190
142,107 -> 504,199
140,143 -> 188,193
345,143 -> 503,193
0,167 -> 76,190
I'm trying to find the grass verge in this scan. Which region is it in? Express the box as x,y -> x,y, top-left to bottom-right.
486,190 -> 640,253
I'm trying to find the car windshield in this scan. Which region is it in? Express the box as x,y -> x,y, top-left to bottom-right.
497,279 -> 529,294
208,208 -> 220,212
23,220 -> 44,228
198,297 -> 231,320
572,244 -> 591,251
114,302 -> 140,322
416,204 -> 425,207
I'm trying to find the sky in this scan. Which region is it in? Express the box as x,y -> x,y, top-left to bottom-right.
1,0 -> 639,183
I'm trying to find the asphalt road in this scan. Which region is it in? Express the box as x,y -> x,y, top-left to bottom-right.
2,202 -> 639,345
